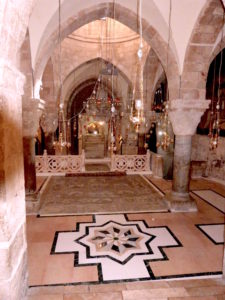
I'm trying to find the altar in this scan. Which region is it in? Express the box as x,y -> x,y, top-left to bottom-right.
78,115 -> 108,158
84,134 -> 105,158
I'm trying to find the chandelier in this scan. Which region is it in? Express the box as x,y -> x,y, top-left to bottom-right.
82,10 -> 120,154
130,0 -> 145,132
156,0 -> 174,151
53,0 -> 71,152
156,102 -> 174,150
84,69 -> 119,118
208,11 -> 224,150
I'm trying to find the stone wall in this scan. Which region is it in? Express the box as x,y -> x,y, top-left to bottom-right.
0,1 -> 34,299
143,49 -> 162,110
191,134 -> 225,180
181,0 -> 224,100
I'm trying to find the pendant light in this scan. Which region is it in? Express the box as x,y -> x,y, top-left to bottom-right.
156,0 -> 174,151
53,0 -> 71,152
209,11 -> 224,150
130,0 -> 145,132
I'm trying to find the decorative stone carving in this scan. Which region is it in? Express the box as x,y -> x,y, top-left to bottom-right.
111,150 -> 150,173
35,150 -> 85,174
40,109 -> 58,134
23,97 -> 45,137
168,99 -> 211,136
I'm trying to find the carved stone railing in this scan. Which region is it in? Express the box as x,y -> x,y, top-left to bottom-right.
111,150 -> 151,174
35,150 -> 85,175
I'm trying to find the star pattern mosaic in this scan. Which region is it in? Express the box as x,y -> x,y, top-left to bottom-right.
51,214 -> 182,282
90,225 -> 143,255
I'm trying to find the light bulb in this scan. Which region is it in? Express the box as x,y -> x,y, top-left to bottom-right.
137,48 -> 143,58
135,99 -> 142,110
111,105 -> 116,113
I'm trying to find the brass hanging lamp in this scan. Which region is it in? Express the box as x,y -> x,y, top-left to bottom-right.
53,0 -> 71,153
156,0 -> 174,151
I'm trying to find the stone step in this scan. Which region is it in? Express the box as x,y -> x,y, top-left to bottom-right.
27,278 -> 225,299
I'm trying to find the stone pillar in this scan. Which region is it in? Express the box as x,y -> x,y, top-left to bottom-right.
40,109 -> 58,153
172,135 -> 192,194
223,241 -> 225,280
166,99 -> 210,212
44,133 -> 55,155
0,61 -> 28,300
23,98 -> 45,194
23,136 -> 36,192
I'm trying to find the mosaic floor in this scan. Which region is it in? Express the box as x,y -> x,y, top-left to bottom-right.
39,175 -> 168,216
27,177 -> 225,289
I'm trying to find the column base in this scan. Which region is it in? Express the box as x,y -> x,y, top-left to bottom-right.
25,191 -> 41,214
165,191 -> 198,212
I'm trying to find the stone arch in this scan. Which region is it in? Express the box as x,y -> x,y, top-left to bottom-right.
40,57 -> 56,109
34,2 -> 180,101
182,0 -> 224,100
67,79 -> 98,116
209,28 -> 225,67
66,78 -> 116,118
62,57 -> 132,112
151,66 -> 166,104
143,48 -> 164,110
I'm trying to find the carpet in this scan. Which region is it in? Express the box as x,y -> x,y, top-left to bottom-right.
39,175 -> 168,216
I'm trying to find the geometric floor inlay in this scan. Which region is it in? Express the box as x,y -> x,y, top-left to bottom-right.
192,190 -> 225,213
51,214 -> 182,282
196,223 -> 225,245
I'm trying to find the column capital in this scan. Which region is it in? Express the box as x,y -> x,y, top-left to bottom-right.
23,97 -> 45,137
168,99 -> 210,136
40,109 -> 58,134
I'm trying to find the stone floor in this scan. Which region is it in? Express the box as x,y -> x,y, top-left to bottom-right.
26,176 -> 225,299
85,163 -> 110,172
36,176 -> 48,191
38,175 -> 168,215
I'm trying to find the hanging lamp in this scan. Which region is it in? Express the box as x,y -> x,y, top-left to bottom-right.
208,11 -> 224,150
130,0 -> 145,132
53,0 -> 71,152
156,0 -> 174,151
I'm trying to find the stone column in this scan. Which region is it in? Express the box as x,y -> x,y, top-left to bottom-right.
23,98 -> 45,194
166,99 -> 210,212
0,60 -> 28,300
40,109 -> 58,154
23,136 -> 36,192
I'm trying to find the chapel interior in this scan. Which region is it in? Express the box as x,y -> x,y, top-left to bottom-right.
1,0 -> 225,299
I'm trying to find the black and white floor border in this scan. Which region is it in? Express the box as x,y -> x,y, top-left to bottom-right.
196,223 -> 225,245
29,213 -> 223,288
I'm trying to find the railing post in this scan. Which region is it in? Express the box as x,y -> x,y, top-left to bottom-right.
43,149 -> 48,173
146,150 -> 150,171
111,154 -> 115,171
81,149 -> 85,172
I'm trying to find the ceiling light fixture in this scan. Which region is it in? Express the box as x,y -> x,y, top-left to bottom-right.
53,0 -> 71,153
156,0 -> 174,151
208,10 -> 224,150
130,0 -> 145,133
